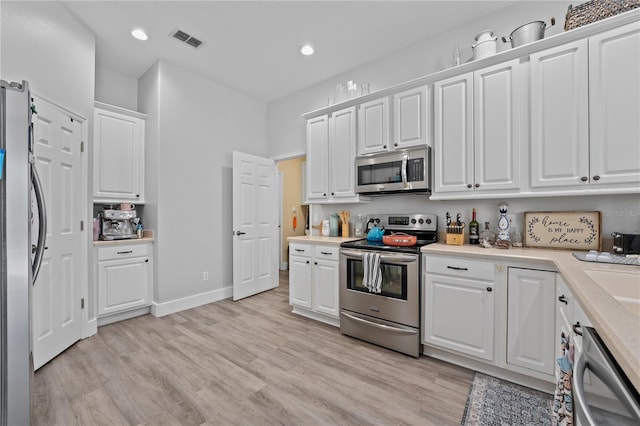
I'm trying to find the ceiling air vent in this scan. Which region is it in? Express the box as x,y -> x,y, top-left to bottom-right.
170,29 -> 205,49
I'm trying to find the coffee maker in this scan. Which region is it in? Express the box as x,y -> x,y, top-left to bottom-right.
99,209 -> 138,240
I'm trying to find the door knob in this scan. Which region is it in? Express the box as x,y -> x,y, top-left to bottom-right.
235,231 -> 246,236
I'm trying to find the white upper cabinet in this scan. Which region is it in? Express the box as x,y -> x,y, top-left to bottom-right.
393,86 -> 429,150
530,22 -> 640,190
357,97 -> 389,155
306,114 -> 329,201
434,59 -> 521,196
306,107 -> 361,203
589,22 -> 640,187
530,40 -> 590,188
93,103 -> 145,202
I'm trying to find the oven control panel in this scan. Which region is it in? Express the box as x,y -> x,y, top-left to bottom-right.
366,213 -> 437,232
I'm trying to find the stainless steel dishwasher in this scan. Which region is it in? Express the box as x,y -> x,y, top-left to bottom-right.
573,326 -> 640,426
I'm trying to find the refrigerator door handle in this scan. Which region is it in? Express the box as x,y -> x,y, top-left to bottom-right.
31,160 -> 47,284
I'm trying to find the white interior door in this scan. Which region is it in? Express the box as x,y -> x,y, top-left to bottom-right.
31,97 -> 83,370
232,151 -> 278,300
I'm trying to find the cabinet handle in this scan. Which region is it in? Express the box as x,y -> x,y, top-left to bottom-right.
116,250 -> 133,255
446,266 -> 468,271
320,251 -> 332,255
383,145 -> 387,149
323,193 -> 327,196
306,260 -> 310,264
331,192 -> 334,196
475,183 -> 480,188
295,248 -> 305,252
581,176 -> 588,182
573,321 -> 582,336
314,261 -> 318,265
394,143 -> 398,147
486,287 -> 492,292
145,259 -> 149,263
592,175 -> 600,181
136,194 -> 140,198
467,184 -> 472,188
558,295 -> 568,305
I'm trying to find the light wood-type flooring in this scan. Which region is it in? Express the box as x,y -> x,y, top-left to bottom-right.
32,271 -> 474,426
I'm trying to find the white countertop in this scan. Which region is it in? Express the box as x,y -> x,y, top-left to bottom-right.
422,243 -> 640,392
93,230 -> 155,246
288,235 -> 363,245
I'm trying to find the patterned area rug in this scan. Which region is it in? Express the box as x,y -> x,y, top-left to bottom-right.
461,372 -> 554,425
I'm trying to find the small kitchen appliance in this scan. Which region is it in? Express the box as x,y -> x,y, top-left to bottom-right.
355,147 -> 431,195
339,213 -> 438,357
611,232 -> 640,254
99,209 -> 138,240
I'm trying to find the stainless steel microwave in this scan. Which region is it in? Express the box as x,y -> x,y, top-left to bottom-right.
356,147 -> 430,195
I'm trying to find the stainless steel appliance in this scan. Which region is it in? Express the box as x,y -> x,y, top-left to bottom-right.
339,213 -> 438,357
99,209 -> 138,240
611,232 -> 640,254
355,147 -> 430,195
573,326 -> 640,425
1,80 -> 46,426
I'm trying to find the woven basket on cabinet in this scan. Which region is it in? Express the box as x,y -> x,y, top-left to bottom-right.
564,0 -> 640,30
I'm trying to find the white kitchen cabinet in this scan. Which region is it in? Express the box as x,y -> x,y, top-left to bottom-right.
529,40 -> 590,189
424,255 -> 495,361
357,97 -> 389,155
507,267 -> 556,376
289,244 -> 313,309
393,86 -> 429,150
96,242 -> 153,318
433,59 -> 521,196
289,243 -> 340,324
531,22 -> 640,190
93,102 -> 146,202
306,107 -> 361,203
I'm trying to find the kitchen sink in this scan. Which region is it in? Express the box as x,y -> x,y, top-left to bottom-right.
584,269 -> 640,316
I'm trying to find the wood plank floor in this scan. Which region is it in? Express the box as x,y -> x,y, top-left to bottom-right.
32,271 -> 474,425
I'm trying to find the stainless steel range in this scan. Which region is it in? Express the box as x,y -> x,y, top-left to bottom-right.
339,213 -> 438,357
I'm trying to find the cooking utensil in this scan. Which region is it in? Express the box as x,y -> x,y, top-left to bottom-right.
502,17 -> 555,48
382,232 -> 417,247
366,226 -> 384,242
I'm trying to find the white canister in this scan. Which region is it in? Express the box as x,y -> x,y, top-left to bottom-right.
321,220 -> 330,236
472,37 -> 498,60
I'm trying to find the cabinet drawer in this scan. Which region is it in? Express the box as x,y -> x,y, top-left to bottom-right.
290,243 -> 312,257
314,245 -> 339,261
424,255 -> 494,281
98,243 -> 150,261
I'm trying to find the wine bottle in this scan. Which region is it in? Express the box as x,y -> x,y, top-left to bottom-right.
469,208 -> 479,245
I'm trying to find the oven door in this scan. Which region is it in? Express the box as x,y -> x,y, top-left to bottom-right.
339,249 -> 419,327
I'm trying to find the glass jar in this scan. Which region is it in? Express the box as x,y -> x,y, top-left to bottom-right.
354,214 -> 364,237
480,222 -> 496,247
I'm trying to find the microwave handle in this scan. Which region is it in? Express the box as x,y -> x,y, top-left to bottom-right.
401,153 -> 409,188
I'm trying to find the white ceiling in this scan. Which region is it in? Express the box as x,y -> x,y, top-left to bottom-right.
64,1 -> 519,103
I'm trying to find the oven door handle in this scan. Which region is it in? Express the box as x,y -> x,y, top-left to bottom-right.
340,312 -> 417,336
341,249 -> 417,264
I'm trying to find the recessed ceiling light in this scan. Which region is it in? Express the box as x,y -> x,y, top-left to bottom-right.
131,29 -> 149,41
299,44 -> 314,56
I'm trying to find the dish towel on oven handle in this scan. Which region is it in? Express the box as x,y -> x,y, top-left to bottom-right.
362,252 -> 382,293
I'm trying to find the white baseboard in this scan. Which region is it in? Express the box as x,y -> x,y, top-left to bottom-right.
151,286 -> 232,317
84,318 -> 98,338
97,306 -> 151,327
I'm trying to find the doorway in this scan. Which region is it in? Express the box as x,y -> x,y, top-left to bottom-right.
276,156 -> 307,270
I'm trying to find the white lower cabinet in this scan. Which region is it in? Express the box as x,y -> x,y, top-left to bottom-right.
424,255 -> 495,361
507,267 -> 556,375
96,242 -> 153,319
289,242 -> 339,325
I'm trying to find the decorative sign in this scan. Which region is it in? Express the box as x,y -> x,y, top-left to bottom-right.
524,211 -> 601,251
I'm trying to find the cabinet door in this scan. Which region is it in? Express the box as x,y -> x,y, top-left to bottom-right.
93,108 -> 145,201
393,86 -> 428,150
289,255 -> 312,308
507,268 -> 556,375
357,97 -> 389,155
589,23 -> 640,186
306,115 -> 329,201
434,73 -> 474,194
530,40 -> 589,188
313,259 -> 339,318
474,60 -> 521,192
424,274 -> 494,361
329,107 -> 357,199
98,257 -> 150,316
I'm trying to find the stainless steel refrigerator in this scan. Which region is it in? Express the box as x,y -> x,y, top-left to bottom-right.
1,80 -> 47,426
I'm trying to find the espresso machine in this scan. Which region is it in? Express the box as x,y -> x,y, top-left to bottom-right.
99,209 -> 138,240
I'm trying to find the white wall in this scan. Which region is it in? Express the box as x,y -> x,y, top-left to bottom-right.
268,0 -> 640,236
138,59 -> 268,306
95,65 -> 138,111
